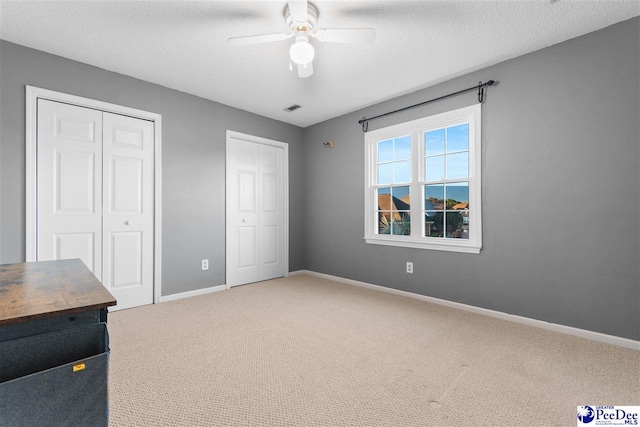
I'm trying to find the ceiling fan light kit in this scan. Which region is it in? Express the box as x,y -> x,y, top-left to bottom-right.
289,37 -> 315,65
228,1 -> 376,79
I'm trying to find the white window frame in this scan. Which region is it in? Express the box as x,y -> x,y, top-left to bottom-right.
364,104 -> 482,254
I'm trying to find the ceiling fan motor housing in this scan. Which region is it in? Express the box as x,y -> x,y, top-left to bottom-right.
285,2 -> 318,35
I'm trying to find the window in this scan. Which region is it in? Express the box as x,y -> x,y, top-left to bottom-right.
364,104 -> 482,253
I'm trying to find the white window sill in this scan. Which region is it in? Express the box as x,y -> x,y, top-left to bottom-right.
364,236 -> 481,254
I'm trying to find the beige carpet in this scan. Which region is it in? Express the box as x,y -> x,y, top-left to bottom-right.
107,275 -> 639,426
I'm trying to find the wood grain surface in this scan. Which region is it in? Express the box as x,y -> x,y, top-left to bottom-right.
0,259 -> 116,326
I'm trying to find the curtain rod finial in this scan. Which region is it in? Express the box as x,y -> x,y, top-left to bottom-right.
360,117 -> 369,132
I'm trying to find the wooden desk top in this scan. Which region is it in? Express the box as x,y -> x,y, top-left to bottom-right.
0,259 -> 117,326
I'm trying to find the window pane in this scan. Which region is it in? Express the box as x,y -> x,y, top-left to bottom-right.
446,152 -> 468,179
447,124 -> 469,152
378,211 -> 391,234
378,139 -> 393,163
424,184 -> 444,210
425,129 -> 445,156
445,212 -> 468,239
393,186 -> 410,209
424,211 -> 443,237
378,163 -> 392,185
392,211 -> 411,236
446,182 -> 469,209
377,187 -> 391,210
425,155 -> 445,181
394,136 -> 411,160
394,160 -> 411,183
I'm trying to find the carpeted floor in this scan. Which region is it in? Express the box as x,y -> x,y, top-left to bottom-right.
107,275 -> 639,426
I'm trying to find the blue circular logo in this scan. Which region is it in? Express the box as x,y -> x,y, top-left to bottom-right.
578,406 -> 595,424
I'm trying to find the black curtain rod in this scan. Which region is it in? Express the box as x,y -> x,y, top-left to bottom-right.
358,80 -> 495,132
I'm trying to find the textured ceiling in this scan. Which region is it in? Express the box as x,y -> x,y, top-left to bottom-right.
1,1 -> 638,127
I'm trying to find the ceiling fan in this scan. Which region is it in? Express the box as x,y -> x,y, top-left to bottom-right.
228,0 -> 376,78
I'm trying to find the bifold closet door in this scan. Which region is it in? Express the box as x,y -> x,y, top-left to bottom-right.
102,112 -> 154,310
226,138 -> 284,287
37,100 -> 103,277
36,100 -> 154,310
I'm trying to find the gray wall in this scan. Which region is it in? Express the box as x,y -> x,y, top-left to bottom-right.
302,17 -> 639,340
0,40 -> 305,296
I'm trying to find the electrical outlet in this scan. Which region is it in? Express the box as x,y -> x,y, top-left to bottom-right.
202,259 -> 209,270
406,262 -> 413,274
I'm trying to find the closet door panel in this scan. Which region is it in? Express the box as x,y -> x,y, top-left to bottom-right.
37,100 -> 103,279
102,112 -> 154,310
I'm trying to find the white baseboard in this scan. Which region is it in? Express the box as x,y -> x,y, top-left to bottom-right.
289,270 -> 640,351
157,284 -> 227,304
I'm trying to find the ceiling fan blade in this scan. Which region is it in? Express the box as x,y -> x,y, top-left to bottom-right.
228,33 -> 291,46
315,28 -> 376,44
297,61 -> 313,78
288,0 -> 308,22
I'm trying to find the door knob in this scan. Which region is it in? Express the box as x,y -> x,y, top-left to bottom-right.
125,220 -> 132,225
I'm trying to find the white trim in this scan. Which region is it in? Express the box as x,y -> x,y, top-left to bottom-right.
25,86 -> 163,304
156,284 -> 227,304
153,116 -> 163,306
289,270 -> 640,351
364,237 -> 481,254
225,130 -> 290,287
25,86 -> 37,262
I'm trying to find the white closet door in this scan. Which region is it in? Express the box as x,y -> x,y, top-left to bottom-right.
258,144 -> 284,281
37,100 -> 103,277
102,112 -> 154,310
227,138 -> 284,287
36,100 -> 154,310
